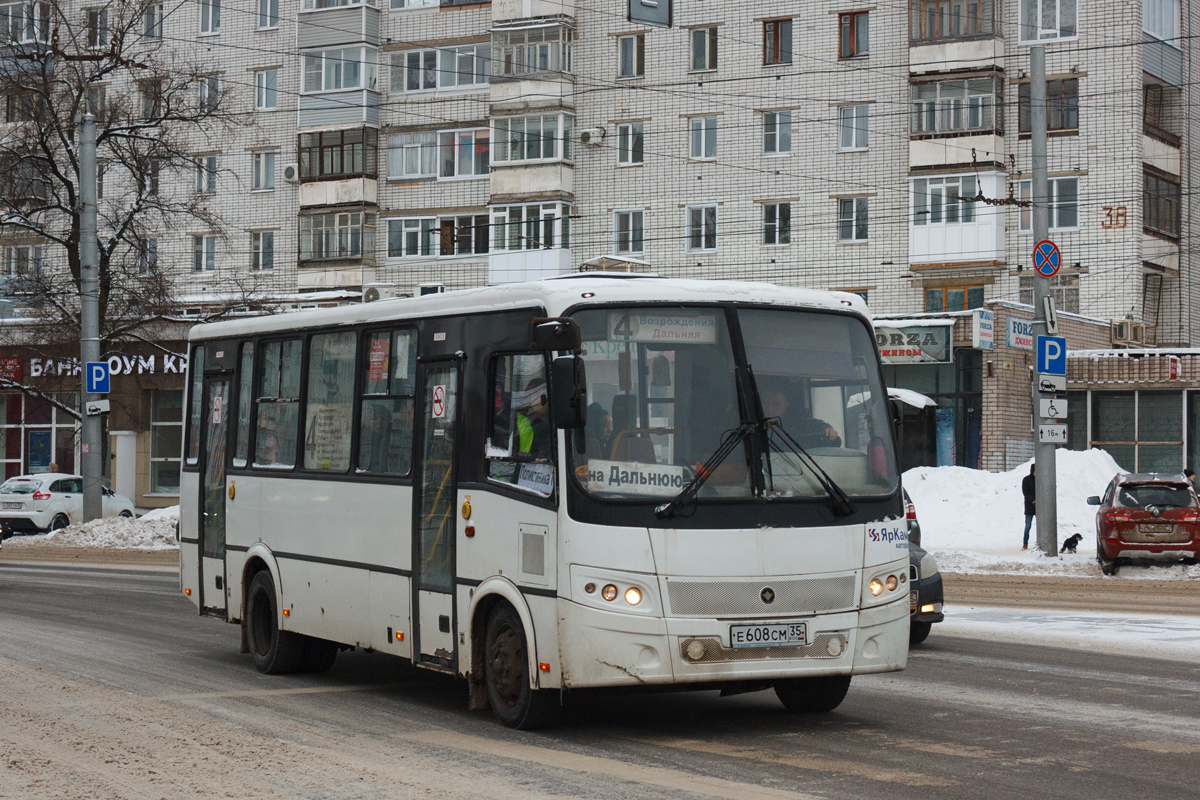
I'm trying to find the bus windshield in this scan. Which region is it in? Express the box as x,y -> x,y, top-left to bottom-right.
569,305 -> 896,502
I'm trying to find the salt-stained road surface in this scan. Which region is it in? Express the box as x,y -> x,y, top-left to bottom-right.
3,562 -> 1200,800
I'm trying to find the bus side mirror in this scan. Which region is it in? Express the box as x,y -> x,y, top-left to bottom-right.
1086,495 -> 1101,505
551,355 -> 587,429
532,318 -> 581,352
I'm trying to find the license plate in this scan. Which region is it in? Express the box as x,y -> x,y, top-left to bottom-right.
2,502 -> 21,509
1139,523 -> 1173,533
729,622 -> 808,649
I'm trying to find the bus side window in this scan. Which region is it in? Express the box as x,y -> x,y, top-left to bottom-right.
357,329 -> 416,476
254,339 -> 301,469
232,342 -> 254,468
303,331 -> 357,472
185,345 -> 205,466
486,353 -> 554,496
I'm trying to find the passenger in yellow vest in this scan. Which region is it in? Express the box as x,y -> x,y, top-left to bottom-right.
516,379 -> 552,461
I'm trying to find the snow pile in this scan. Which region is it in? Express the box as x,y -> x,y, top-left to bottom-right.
139,505 -> 179,522
6,511 -> 178,550
904,448 -> 1200,579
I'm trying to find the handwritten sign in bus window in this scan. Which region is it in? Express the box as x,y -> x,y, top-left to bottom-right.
607,311 -> 718,344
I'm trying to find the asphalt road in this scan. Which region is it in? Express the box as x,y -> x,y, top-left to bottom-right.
2,562 -> 1199,800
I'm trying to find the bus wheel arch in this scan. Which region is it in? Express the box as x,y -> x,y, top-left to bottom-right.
239,549 -> 282,654
467,579 -> 539,712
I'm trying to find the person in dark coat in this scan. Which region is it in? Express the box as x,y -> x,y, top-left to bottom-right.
1022,464 -> 1036,550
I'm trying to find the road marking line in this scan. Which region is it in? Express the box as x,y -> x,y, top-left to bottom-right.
625,737 -> 954,787
162,683 -> 398,700
399,730 -> 820,800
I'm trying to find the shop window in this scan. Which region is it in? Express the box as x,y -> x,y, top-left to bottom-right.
924,286 -> 984,312
254,339 -> 301,468
150,390 -> 183,494
358,329 -> 416,475
486,354 -> 553,496
0,392 -> 78,478
1091,391 -> 1182,473
304,331 -> 356,471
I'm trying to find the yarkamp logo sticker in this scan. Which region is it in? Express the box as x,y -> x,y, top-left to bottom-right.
867,526 -> 909,549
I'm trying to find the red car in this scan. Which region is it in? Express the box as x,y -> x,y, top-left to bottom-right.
1088,473 -> 1200,575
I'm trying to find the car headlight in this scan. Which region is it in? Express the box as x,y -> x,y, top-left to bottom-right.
919,552 -> 939,580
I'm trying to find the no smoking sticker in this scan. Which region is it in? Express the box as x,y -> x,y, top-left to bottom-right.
431,385 -> 446,419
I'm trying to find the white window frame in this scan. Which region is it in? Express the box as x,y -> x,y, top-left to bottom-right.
302,46 -> 379,94
690,26 -> 717,71
1018,177 -> 1080,232
251,231 -> 275,270
299,211 -> 376,260
302,0 -> 378,9
255,69 -> 277,110
912,78 -> 999,135
4,244 -> 42,275
1144,0 -> 1180,43
192,234 -> 216,271
391,45 -> 488,93
838,197 -> 869,241
1019,0 -> 1077,43
618,33 -> 644,78
0,1 -> 51,44
490,202 -> 572,251
614,209 -> 644,254
198,0 -> 220,35
388,131 -> 437,179
838,104 -> 869,151
150,390 -> 183,496
689,116 -> 717,160
686,204 -> 717,251
912,174 -> 977,226
437,128 -> 490,179
252,151 -> 275,191
199,74 -> 220,113
492,114 -> 574,164
195,155 -> 217,193
763,202 -> 791,246
85,7 -> 107,48
258,0 -> 279,28
763,110 -> 791,155
386,214 -> 490,258
142,4 -> 163,40
617,122 -> 643,165
137,238 -> 157,275
390,0 -> 437,9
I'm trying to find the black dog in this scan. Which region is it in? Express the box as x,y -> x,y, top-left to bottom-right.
1060,533 -> 1082,554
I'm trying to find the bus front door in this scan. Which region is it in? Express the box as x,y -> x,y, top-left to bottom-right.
413,362 -> 460,670
199,374 -> 230,617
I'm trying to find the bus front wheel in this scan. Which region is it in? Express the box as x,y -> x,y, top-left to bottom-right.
484,604 -> 557,729
246,570 -> 304,674
774,675 -> 851,713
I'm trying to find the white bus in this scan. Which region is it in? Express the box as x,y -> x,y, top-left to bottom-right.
180,276 -> 910,728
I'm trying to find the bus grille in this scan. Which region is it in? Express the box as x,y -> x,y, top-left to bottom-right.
665,575 -> 857,617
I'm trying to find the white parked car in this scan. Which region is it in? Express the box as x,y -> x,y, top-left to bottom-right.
0,473 -> 135,536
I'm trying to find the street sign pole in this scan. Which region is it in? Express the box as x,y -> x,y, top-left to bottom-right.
1030,45 -> 1058,556
79,113 -> 103,523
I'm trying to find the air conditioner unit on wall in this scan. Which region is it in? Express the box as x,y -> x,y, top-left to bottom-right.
282,163 -> 300,183
1112,320 -> 1132,346
363,283 -> 401,303
578,127 -> 605,146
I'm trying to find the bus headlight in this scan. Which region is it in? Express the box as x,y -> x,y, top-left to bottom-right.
602,584 -> 618,601
886,575 -> 898,592
869,578 -> 884,596
624,587 -> 642,606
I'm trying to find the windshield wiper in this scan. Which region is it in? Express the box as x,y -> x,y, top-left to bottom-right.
655,423 -> 755,519
764,419 -> 856,518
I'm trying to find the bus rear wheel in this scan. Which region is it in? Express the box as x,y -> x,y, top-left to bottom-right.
484,604 -> 557,729
774,675 -> 851,713
246,570 -> 303,674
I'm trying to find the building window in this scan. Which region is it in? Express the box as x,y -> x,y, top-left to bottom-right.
258,0 -> 278,28
145,159 -> 160,196
689,116 -> 717,159
1144,84 -> 1182,146
139,80 -> 162,120
1018,78 -> 1078,134
142,4 -> 163,39
388,132 -> 436,179
250,231 -> 275,270
359,329 -> 416,476
924,286 -> 984,312
150,390 -> 183,495
838,197 -> 869,241
198,0 -> 220,34
690,26 -> 717,71
614,210 -> 644,254
86,7 -> 107,47
0,1 -> 51,44
911,0 -> 995,39
839,11 -> 868,58
3,93 -> 38,123
1017,177 -> 1079,231
194,155 -> 216,193
1144,170 -> 1181,240
913,175 -> 976,225
618,33 -> 644,77
491,203 -> 572,251
1020,273 -> 1079,313
298,128 -> 378,180
763,111 -> 791,154
763,202 -> 791,245
686,205 -> 717,251
252,152 -> 275,190
618,122 -> 643,164
192,234 -> 215,271
299,210 -> 376,261
199,74 -> 220,113
302,0 -> 380,9
255,69 -> 277,109
492,114 -> 573,163
4,244 -> 42,275
1019,0 -> 1075,42
438,129 -> 489,178
392,45 -> 488,91
838,104 -> 868,150
387,215 -> 489,257
493,26 -> 571,78
1144,0 -> 1180,42
763,19 -> 792,65
96,160 -> 106,200
302,46 -> 378,93
137,238 -> 158,274
911,77 -> 1000,135
390,0 -> 437,8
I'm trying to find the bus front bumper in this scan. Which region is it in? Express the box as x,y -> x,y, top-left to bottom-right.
556,596 -> 908,689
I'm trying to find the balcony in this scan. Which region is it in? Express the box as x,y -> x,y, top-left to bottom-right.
297,0 -> 380,49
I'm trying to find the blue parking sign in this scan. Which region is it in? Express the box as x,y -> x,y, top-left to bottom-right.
86,361 -> 110,393
1036,336 -> 1067,376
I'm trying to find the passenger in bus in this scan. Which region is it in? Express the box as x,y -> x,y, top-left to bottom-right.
516,379 -> 552,461
584,401 -> 612,460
